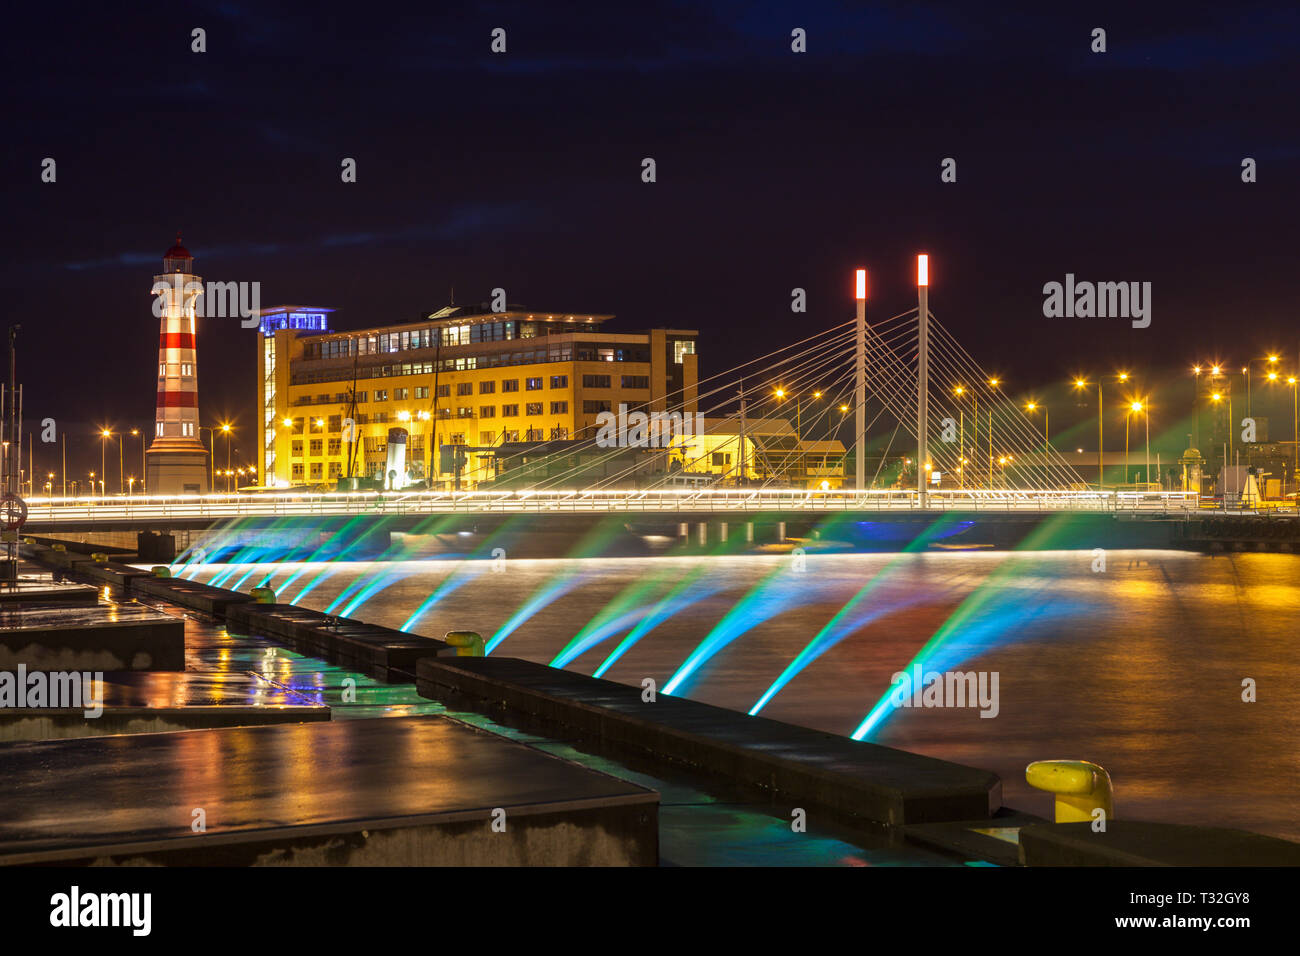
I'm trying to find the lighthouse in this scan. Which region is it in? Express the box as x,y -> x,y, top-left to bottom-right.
144,233 -> 210,494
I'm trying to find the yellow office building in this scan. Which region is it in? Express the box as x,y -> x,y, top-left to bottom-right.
256,304 -> 699,489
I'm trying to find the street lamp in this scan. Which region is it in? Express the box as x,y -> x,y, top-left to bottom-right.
1191,366 -> 1202,451
1024,401 -> 1049,486
953,385 -> 979,488
129,428 -> 144,494
99,428 -> 111,495
986,378 -> 1002,487
1126,400 -> 1149,487
1289,376 -> 1299,496
220,424 -> 234,492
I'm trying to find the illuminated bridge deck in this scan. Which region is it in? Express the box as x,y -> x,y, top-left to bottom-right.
16,488 -> 1203,532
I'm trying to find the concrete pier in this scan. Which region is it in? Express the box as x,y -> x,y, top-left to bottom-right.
0,604 -> 185,671
0,716 -> 658,866
226,604 -> 448,681
416,656 -> 1001,827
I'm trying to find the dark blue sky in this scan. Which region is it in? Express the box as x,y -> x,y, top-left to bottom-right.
3,0 -> 1298,471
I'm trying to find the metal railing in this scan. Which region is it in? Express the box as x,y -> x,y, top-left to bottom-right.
15,488 -> 1201,523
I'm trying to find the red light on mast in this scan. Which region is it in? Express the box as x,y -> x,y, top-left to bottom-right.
917,254 -> 929,287
855,269 -> 867,300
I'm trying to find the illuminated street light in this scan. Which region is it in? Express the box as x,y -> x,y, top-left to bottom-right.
1126,399 -> 1150,487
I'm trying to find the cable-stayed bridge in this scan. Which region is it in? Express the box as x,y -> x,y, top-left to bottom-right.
22,260 -> 1201,531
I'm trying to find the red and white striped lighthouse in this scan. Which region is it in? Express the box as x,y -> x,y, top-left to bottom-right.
144,233 -> 210,494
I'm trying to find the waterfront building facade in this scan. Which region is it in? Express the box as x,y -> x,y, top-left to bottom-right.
255,304 -> 700,489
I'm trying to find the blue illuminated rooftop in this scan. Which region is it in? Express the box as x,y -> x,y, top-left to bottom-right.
257,305 -> 334,337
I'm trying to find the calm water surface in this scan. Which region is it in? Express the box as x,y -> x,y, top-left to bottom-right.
189,549 -> 1300,841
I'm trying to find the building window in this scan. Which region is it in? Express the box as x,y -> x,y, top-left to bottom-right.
621,375 -> 650,389
525,377 -> 543,390
292,441 -> 304,457
181,422 -> 194,436
480,406 -> 496,418
479,381 -> 495,394
292,464 -> 304,480
375,389 -> 388,402
712,452 -> 731,466
310,463 -> 323,480
583,400 -> 612,414
437,384 -> 451,397
415,386 -> 429,399
394,387 -> 409,400
550,375 -> 568,389
673,340 -> 696,364
526,428 -> 544,441
155,421 -> 164,436
309,439 -> 323,455
329,461 -> 341,478
457,407 -> 474,418
181,363 -> 193,376
479,431 -> 495,445
328,415 -> 342,431
502,404 -> 519,417
450,433 -> 465,445
457,382 -> 473,396
549,427 -> 569,440
526,403 -> 543,416
550,401 -> 568,414
328,438 -> 341,455
582,375 -> 611,388
502,379 -> 519,392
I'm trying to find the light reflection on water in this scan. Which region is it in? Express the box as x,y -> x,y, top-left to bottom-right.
195,549 -> 1300,841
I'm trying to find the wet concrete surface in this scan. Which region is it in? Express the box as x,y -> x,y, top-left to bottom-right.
0,580 -> 98,604
0,716 -> 659,866
0,599 -> 185,671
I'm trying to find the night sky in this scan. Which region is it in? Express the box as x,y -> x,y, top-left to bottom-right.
4,1 -> 1298,477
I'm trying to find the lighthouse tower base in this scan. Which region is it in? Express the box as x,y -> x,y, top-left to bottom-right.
146,441 -> 209,495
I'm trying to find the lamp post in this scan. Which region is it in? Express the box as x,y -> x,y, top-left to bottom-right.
220,423 -> 234,492
986,378 -> 1001,487
953,386 -> 966,488
130,428 -> 143,494
1191,366 -> 1201,452
953,385 -> 979,489
1127,401 -> 1149,486
1290,376 -> 1299,496
98,429 -> 110,496
1025,401 -> 1048,486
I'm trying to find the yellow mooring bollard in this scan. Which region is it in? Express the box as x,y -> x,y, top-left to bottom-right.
443,631 -> 485,657
91,552 -> 108,564
51,543 -> 67,553
1026,759 -> 1114,823
250,586 -> 276,604
151,565 -> 171,578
